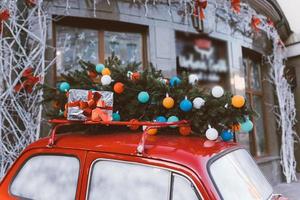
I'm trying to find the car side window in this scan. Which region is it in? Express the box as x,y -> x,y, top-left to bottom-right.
88,160 -> 202,200
172,174 -> 200,200
10,155 -> 80,200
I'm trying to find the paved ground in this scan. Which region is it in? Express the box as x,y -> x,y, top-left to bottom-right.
274,174 -> 300,200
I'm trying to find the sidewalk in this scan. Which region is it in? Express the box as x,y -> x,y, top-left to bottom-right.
274,174 -> 300,200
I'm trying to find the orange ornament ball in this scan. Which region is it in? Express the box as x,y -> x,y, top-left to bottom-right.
147,128 -> 158,135
231,95 -> 245,108
114,82 -> 124,94
231,124 -> 241,132
162,97 -> 175,109
179,126 -> 192,136
102,68 -> 111,76
129,119 -> 140,131
132,72 -> 140,81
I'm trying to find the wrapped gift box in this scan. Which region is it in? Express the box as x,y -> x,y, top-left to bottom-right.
67,89 -> 113,121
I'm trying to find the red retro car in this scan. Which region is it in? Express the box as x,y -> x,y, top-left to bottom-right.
0,122 -> 285,200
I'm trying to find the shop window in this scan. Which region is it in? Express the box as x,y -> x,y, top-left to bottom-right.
55,19 -> 146,76
243,48 -> 267,157
176,32 -> 229,89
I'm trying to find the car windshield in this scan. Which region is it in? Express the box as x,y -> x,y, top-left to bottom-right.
209,149 -> 273,200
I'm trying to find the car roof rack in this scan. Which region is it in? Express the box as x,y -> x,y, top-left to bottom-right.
48,119 -> 189,156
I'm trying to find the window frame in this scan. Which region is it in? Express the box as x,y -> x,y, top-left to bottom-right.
242,48 -> 269,157
9,154 -> 81,200
52,16 -> 149,81
86,158 -> 203,200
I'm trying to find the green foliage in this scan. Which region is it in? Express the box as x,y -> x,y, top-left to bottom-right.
41,54 -> 255,134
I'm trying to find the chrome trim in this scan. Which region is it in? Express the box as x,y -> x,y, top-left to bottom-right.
85,158 -> 205,200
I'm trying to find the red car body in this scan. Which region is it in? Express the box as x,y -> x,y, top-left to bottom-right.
0,129 -> 279,200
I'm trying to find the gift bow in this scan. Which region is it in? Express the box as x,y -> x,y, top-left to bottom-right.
14,68 -> 40,93
194,0 -> 207,20
231,0 -> 240,13
68,91 -> 112,122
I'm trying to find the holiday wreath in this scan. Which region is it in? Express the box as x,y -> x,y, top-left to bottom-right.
42,54 -> 255,141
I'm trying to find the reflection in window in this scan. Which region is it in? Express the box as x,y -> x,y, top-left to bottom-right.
56,26 -> 99,74
105,31 -> 142,65
172,174 -> 199,200
88,161 -> 170,200
10,155 -> 79,200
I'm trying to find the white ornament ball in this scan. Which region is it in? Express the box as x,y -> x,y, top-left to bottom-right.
193,97 -> 205,109
101,75 -> 112,85
211,86 -> 224,98
188,74 -> 199,85
205,128 -> 219,141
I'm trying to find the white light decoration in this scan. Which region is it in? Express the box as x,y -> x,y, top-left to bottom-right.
188,74 -> 199,85
211,86 -> 224,98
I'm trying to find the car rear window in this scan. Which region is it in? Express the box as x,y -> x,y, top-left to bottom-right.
10,155 -> 79,200
209,149 -> 273,200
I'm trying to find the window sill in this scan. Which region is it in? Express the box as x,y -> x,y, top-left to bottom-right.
255,156 -> 280,164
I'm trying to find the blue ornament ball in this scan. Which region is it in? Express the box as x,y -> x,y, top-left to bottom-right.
241,119 -> 254,132
221,130 -> 233,142
170,76 -> 181,87
179,99 -> 193,112
168,116 -> 179,128
137,91 -> 150,103
59,82 -> 70,92
156,116 -> 167,123
112,112 -> 121,121
95,63 -> 105,73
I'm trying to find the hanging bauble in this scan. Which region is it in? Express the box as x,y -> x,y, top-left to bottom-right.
112,112 -> 121,121
147,128 -> 158,135
231,95 -> 245,108
168,116 -> 179,128
101,75 -> 112,85
129,119 -> 140,130
170,76 -> 181,87
205,127 -> 219,141
88,70 -> 97,79
188,74 -> 199,85
113,82 -> 124,94
138,91 -> 150,103
179,126 -> 192,136
159,78 -> 168,85
231,124 -> 241,132
211,86 -> 224,98
179,97 -> 192,112
59,82 -> 70,92
132,72 -> 140,81
241,119 -> 253,132
95,63 -> 105,73
156,116 -> 167,123
193,97 -> 205,109
162,94 -> 174,109
102,68 -> 111,76
220,130 -> 233,142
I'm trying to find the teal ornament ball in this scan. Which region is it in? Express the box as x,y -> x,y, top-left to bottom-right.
137,91 -> 150,103
59,82 -> 70,92
95,63 -> 105,73
221,130 -> 233,142
170,76 -> 181,87
179,98 -> 192,112
156,116 -> 167,123
241,119 -> 254,132
167,116 -> 179,128
112,112 -> 121,121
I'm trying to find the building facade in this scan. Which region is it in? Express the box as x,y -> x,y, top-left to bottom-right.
44,0 -> 292,185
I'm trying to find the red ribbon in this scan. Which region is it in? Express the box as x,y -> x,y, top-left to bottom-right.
0,9 -> 10,21
14,68 -> 40,93
194,0 -> 207,20
67,91 -> 112,122
231,0 -> 240,13
251,16 -> 261,32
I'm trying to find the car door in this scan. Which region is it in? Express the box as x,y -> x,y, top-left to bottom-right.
0,147 -> 87,200
80,151 -> 211,200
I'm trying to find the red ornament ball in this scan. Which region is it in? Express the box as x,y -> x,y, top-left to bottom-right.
179,126 -> 192,136
131,72 -> 140,81
113,82 -> 124,94
0,9 -> 10,21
